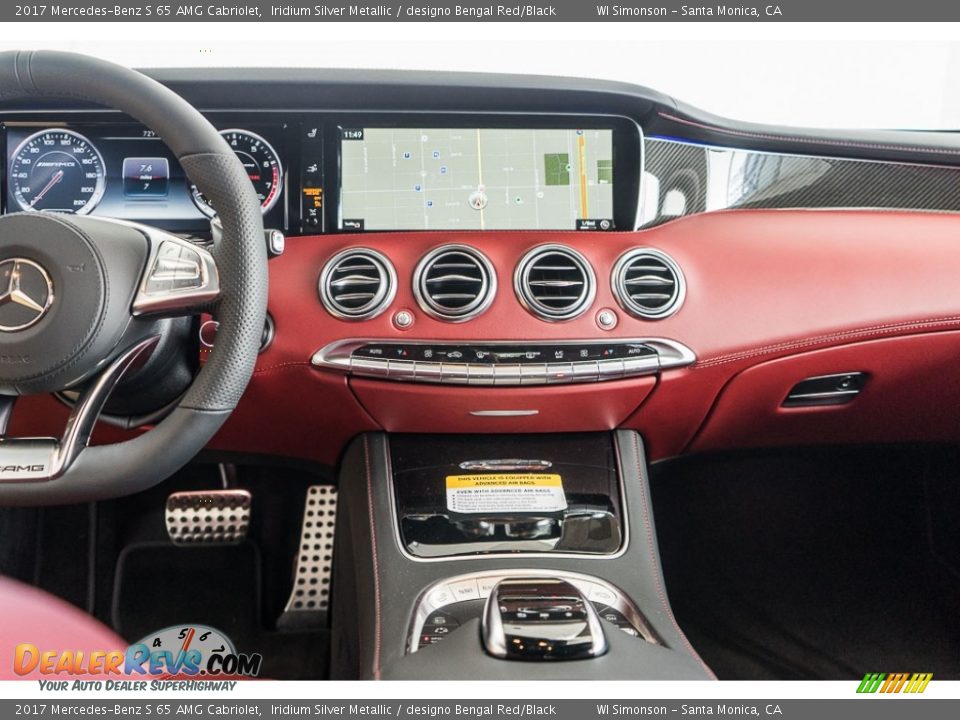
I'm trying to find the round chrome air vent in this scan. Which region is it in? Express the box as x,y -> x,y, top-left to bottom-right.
612,248 -> 685,319
414,244 -> 496,322
319,248 -> 397,320
515,244 -> 596,321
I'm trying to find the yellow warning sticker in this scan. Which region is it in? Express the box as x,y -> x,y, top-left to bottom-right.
445,474 -> 567,514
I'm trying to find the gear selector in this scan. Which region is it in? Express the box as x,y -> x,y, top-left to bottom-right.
481,577 -> 608,661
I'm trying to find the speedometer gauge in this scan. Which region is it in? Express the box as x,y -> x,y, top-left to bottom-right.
191,129 -> 283,218
9,129 -> 106,215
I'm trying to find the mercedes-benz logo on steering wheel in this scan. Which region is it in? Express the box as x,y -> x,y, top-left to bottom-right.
0,258 -> 55,332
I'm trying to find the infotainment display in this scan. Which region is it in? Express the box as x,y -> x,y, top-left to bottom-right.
339,127 -> 615,231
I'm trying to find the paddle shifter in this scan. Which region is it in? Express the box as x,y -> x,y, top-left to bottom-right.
481,577 -> 608,661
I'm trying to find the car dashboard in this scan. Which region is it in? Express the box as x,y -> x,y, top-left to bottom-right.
6,68 -> 960,471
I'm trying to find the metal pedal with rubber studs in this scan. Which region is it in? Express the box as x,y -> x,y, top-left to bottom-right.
165,489 -> 252,545
279,485 -> 337,628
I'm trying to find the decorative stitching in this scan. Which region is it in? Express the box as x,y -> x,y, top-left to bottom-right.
363,435 -> 383,680
252,361 -> 312,375
631,432 -> 717,679
695,315 -> 960,370
658,112 -> 960,159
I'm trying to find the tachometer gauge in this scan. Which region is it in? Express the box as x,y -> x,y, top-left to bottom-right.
9,129 -> 106,215
191,129 -> 283,218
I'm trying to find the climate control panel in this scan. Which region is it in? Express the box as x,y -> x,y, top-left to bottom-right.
312,338 -> 695,386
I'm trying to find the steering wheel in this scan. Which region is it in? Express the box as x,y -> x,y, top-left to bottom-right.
0,51 -> 267,505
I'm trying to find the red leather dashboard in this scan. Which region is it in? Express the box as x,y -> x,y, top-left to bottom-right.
11,209 -> 960,465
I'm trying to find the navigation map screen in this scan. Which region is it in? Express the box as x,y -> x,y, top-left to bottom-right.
338,127 -> 614,231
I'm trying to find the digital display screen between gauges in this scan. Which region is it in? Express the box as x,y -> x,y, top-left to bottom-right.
190,129 -> 284,218
9,129 -> 106,215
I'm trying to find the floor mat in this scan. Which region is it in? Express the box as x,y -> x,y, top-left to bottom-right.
651,446 -> 960,680
113,541 -> 328,680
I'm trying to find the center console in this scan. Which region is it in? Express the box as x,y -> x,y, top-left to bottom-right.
330,429 -> 714,680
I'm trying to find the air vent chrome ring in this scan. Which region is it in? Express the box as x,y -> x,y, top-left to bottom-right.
319,247 -> 397,321
612,247 -> 685,320
413,244 -> 497,322
514,244 -> 596,322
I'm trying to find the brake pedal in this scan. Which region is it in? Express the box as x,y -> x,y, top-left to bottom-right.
165,489 -> 252,545
279,485 -> 337,628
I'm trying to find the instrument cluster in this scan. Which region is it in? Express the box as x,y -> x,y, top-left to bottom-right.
3,122 -> 288,235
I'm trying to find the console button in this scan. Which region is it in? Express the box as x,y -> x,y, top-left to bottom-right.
493,364 -> 523,386
519,364 -> 548,385
593,604 -> 640,637
388,359 -> 417,381
468,364 -> 496,385
448,578 -> 481,602
571,361 -> 600,382
440,363 -> 470,383
427,585 -> 455,608
545,362 -> 574,384
351,357 -> 388,377
477,576 -> 504,598
414,362 -> 443,382
588,584 -> 618,606
597,358 -> 625,380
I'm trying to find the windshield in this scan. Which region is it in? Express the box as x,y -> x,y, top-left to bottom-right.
0,30 -> 954,131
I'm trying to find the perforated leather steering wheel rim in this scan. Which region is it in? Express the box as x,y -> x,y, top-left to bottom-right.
0,50 -> 267,505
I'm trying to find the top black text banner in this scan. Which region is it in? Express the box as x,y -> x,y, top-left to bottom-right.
5,0 -> 960,21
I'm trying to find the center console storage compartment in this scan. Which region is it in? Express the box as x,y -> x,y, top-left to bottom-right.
390,433 -> 624,558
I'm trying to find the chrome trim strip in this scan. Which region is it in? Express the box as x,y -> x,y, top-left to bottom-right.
311,337 -> 695,386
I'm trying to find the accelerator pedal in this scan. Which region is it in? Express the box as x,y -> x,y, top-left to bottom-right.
165,489 -> 252,545
278,485 -> 338,628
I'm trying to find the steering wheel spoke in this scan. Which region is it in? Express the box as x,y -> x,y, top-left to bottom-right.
131,225 -> 220,317
0,335 -> 160,483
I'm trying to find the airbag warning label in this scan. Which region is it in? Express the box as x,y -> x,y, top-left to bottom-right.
445,474 -> 567,514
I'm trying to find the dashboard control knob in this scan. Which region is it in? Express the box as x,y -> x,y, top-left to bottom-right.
482,577 -> 607,661
265,229 -> 285,257
596,309 -> 618,330
393,309 -> 415,329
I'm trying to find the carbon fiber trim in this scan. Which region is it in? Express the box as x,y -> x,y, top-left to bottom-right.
642,137 -> 960,227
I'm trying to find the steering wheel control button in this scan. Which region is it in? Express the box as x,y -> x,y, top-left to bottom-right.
133,229 -> 220,316
146,242 -> 202,291
165,489 -> 252,546
0,258 -> 55,332
597,308 -> 618,330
